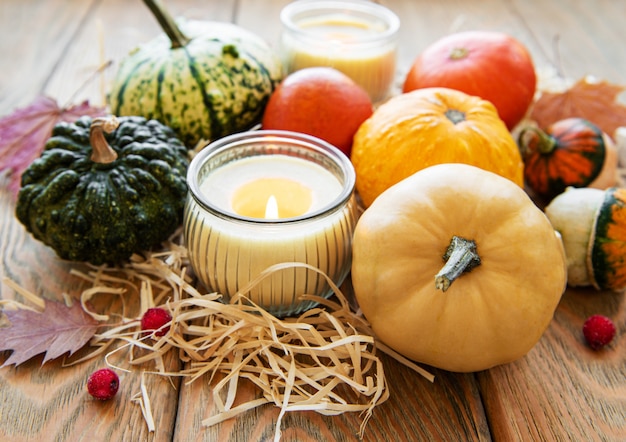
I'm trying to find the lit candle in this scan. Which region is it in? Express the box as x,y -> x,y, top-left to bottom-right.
184,130 -> 359,317
280,0 -> 400,103
200,154 -> 341,220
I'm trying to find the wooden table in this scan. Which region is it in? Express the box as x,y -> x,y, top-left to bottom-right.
1,1 -> 625,441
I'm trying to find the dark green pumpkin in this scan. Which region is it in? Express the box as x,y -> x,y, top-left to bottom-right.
16,115 -> 189,265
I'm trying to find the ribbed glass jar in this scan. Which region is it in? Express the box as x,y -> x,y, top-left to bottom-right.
184,130 -> 359,317
280,0 -> 400,103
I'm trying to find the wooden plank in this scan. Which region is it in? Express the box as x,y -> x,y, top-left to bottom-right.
478,286 -> 626,441
174,354 -> 491,441
510,0 -> 626,84
234,0 -> 291,51
0,0 -> 97,114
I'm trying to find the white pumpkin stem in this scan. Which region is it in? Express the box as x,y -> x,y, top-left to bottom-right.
435,236 -> 481,292
449,47 -> 469,60
90,116 -> 120,164
143,0 -> 191,49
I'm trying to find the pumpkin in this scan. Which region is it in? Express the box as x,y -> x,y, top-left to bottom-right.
545,186 -> 626,291
108,0 -> 283,148
15,115 -> 189,265
351,87 -> 524,207
518,118 -> 618,201
351,163 -> 567,372
402,31 -> 536,130
261,67 -> 374,157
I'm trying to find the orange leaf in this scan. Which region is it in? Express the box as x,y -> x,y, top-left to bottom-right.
530,77 -> 626,137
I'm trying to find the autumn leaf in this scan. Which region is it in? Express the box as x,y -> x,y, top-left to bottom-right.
531,77 -> 626,137
0,298 -> 99,367
0,95 -> 106,196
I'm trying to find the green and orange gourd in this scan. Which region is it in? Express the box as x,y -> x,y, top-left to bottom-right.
518,117 -> 618,201
546,186 -> 626,292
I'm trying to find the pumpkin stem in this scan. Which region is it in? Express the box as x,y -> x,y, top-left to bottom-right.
90,116 -> 120,164
449,47 -> 469,60
518,126 -> 557,157
445,109 -> 466,125
143,0 -> 191,49
435,236 -> 481,292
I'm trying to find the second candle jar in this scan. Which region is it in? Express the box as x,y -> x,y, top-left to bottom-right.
184,130 -> 359,317
280,0 -> 400,103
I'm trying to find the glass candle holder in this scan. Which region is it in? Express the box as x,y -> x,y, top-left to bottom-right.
280,0 -> 400,103
184,130 -> 359,317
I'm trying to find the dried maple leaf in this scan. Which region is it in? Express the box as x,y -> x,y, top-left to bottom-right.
0,298 -> 98,367
531,77 -> 626,137
0,95 -> 106,196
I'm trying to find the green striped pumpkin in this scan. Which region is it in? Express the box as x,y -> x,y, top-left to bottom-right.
109,0 -> 283,148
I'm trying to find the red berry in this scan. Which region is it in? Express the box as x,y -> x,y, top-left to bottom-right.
141,307 -> 172,337
87,368 -> 119,400
582,315 -> 616,350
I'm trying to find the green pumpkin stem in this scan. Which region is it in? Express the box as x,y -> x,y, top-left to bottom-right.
435,236 -> 481,292
143,0 -> 191,49
90,116 -> 120,164
445,109 -> 466,125
518,126 -> 557,157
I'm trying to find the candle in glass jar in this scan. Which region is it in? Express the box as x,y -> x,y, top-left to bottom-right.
199,155 -> 342,219
184,131 -> 358,317
280,0 -> 400,103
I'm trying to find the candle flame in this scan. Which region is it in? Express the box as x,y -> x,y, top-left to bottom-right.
264,195 -> 279,219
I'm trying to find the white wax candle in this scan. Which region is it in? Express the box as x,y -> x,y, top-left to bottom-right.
187,153 -> 357,315
199,155 -> 342,219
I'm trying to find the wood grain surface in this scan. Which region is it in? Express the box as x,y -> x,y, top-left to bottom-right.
1,1 -> 625,441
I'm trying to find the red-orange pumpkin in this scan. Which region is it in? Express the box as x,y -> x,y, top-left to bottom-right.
518,117 -> 618,201
403,31 -> 536,130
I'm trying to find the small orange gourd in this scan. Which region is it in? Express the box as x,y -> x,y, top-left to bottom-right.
351,87 -> 524,207
518,118 -> 618,201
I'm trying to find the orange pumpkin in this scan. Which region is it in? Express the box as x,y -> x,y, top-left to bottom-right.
351,87 -> 524,207
518,118 -> 618,201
